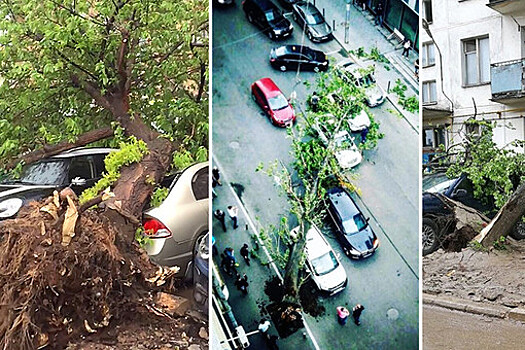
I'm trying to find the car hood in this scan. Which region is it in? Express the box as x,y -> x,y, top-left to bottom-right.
314,263 -> 347,292
310,23 -> 331,37
348,110 -> 371,131
335,149 -> 362,169
271,18 -> 291,31
343,226 -> 375,253
0,184 -> 57,201
366,85 -> 384,105
273,106 -> 295,123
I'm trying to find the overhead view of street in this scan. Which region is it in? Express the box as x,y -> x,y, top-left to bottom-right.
211,1 -> 419,349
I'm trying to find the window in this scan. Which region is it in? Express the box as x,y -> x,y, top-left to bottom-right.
423,128 -> 446,148
191,167 -> 209,201
422,81 -> 437,104
422,42 -> 435,67
423,0 -> 433,23
463,36 -> 490,86
68,157 -> 95,182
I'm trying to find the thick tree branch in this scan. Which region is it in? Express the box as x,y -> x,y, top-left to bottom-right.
71,75 -> 111,110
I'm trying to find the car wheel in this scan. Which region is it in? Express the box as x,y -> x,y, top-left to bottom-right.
280,65 -> 287,72
194,232 -> 208,257
313,66 -> 320,73
307,31 -> 313,41
422,217 -> 440,256
247,13 -> 253,23
509,218 -> 525,240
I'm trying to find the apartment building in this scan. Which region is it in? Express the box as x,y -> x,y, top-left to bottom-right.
421,0 -> 525,164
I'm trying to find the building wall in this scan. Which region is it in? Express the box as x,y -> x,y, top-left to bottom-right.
421,0 -> 525,153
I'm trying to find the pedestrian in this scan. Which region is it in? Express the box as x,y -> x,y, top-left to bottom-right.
235,273 -> 249,294
227,205 -> 239,229
212,235 -> 218,256
414,58 -> 419,79
336,306 -> 350,325
240,243 -> 250,266
352,304 -> 365,325
220,253 -> 230,275
374,2 -> 383,26
402,39 -> 411,58
361,127 -> 369,143
267,335 -> 279,350
310,91 -> 319,112
214,209 -> 227,232
212,166 -> 222,187
258,318 -> 271,335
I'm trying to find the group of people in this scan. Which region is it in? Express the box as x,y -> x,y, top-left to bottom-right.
336,304 -> 365,326
219,244 -> 251,295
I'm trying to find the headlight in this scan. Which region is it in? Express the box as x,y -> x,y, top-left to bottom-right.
0,198 -> 23,219
349,248 -> 361,256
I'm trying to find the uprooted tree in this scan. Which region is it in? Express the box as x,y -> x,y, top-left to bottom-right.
0,1 -> 208,348
426,119 -> 525,250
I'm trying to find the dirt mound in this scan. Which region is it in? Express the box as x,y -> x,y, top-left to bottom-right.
423,238 -> 525,308
0,198 -> 159,349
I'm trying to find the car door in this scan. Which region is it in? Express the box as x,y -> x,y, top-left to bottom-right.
295,6 -> 306,28
253,84 -> 265,110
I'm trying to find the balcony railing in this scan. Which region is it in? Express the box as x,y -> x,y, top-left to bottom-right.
487,0 -> 525,16
490,58 -> 525,102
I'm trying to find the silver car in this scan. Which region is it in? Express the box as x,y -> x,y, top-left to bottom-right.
143,162 -> 209,279
336,61 -> 385,107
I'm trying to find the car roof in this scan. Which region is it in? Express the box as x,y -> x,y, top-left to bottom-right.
51,147 -> 116,159
247,0 -> 278,11
277,44 -> 313,55
296,1 -> 321,14
305,224 -> 332,259
327,187 -> 359,218
254,77 -> 282,98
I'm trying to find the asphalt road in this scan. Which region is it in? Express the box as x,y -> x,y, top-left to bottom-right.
423,305 -> 525,349
212,2 -> 418,349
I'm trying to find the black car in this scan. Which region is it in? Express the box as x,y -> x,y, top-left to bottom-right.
277,0 -> 301,9
269,45 -> 329,72
326,187 -> 379,259
0,148 -> 113,220
422,173 -> 525,255
242,0 -> 294,40
292,1 -> 333,42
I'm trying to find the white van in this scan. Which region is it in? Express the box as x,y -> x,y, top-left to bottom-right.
292,224 -> 348,295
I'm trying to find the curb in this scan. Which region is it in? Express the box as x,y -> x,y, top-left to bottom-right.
423,293 -> 520,320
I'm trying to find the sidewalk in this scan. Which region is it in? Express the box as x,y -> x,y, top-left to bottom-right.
211,160 -> 318,350
317,0 -> 419,131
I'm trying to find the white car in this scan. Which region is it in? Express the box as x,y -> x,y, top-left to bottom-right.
336,61 -> 385,107
326,93 -> 371,132
314,114 -> 362,169
291,224 -> 347,295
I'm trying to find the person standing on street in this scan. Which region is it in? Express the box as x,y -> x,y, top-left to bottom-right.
415,58 -> 419,79
352,304 -> 365,325
240,243 -> 250,266
212,166 -> 222,187
402,39 -> 411,58
235,273 -> 249,295
227,205 -> 239,229
374,2 -> 383,26
258,318 -> 271,335
214,209 -> 227,232
336,306 -> 350,325
361,127 -> 369,143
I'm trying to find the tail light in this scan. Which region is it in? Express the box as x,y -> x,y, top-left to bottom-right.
270,58 -> 276,62
143,218 -> 172,239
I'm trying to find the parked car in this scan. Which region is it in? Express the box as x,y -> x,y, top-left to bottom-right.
269,45 -> 329,72
251,77 -> 296,127
242,0 -> 294,40
290,224 -> 347,295
326,187 -> 379,259
193,232 -> 209,314
336,61 -> 385,107
291,1 -> 332,42
143,162 -> 209,279
0,147 -> 114,220
313,114 -> 362,169
422,172 -> 524,255
214,0 -> 235,6
277,0 -> 301,9
326,92 -> 371,132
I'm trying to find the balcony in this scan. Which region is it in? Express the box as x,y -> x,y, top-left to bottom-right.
490,58 -> 525,104
487,0 -> 525,16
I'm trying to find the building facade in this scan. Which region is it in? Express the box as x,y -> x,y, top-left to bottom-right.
421,0 -> 525,164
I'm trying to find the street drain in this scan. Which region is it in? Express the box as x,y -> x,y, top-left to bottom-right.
229,141 -> 240,149
386,308 -> 399,320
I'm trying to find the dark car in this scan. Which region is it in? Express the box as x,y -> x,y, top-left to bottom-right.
242,0 -> 294,40
251,77 -> 296,127
277,0 -> 301,9
422,173 -> 524,255
326,187 -> 379,259
269,45 -> 328,72
0,148 -> 113,220
292,1 -> 332,42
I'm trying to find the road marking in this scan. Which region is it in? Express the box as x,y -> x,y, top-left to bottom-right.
213,155 -> 321,350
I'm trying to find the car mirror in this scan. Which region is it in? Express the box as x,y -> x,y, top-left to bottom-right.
71,177 -> 87,187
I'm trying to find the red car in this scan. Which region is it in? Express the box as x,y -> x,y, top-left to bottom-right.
251,77 -> 296,127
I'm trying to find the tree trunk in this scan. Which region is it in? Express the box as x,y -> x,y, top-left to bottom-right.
476,183 -> 525,246
4,127 -> 114,169
282,221 -> 310,304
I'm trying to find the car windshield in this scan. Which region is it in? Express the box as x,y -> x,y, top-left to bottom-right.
334,134 -> 354,150
305,9 -> 324,25
268,94 -> 289,111
1,160 -> 68,186
342,213 -> 367,235
275,46 -> 288,56
311,251 -> 339,276
423,174 -> 456,193
265,9 -> 281,23
358,74 -> 375,87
